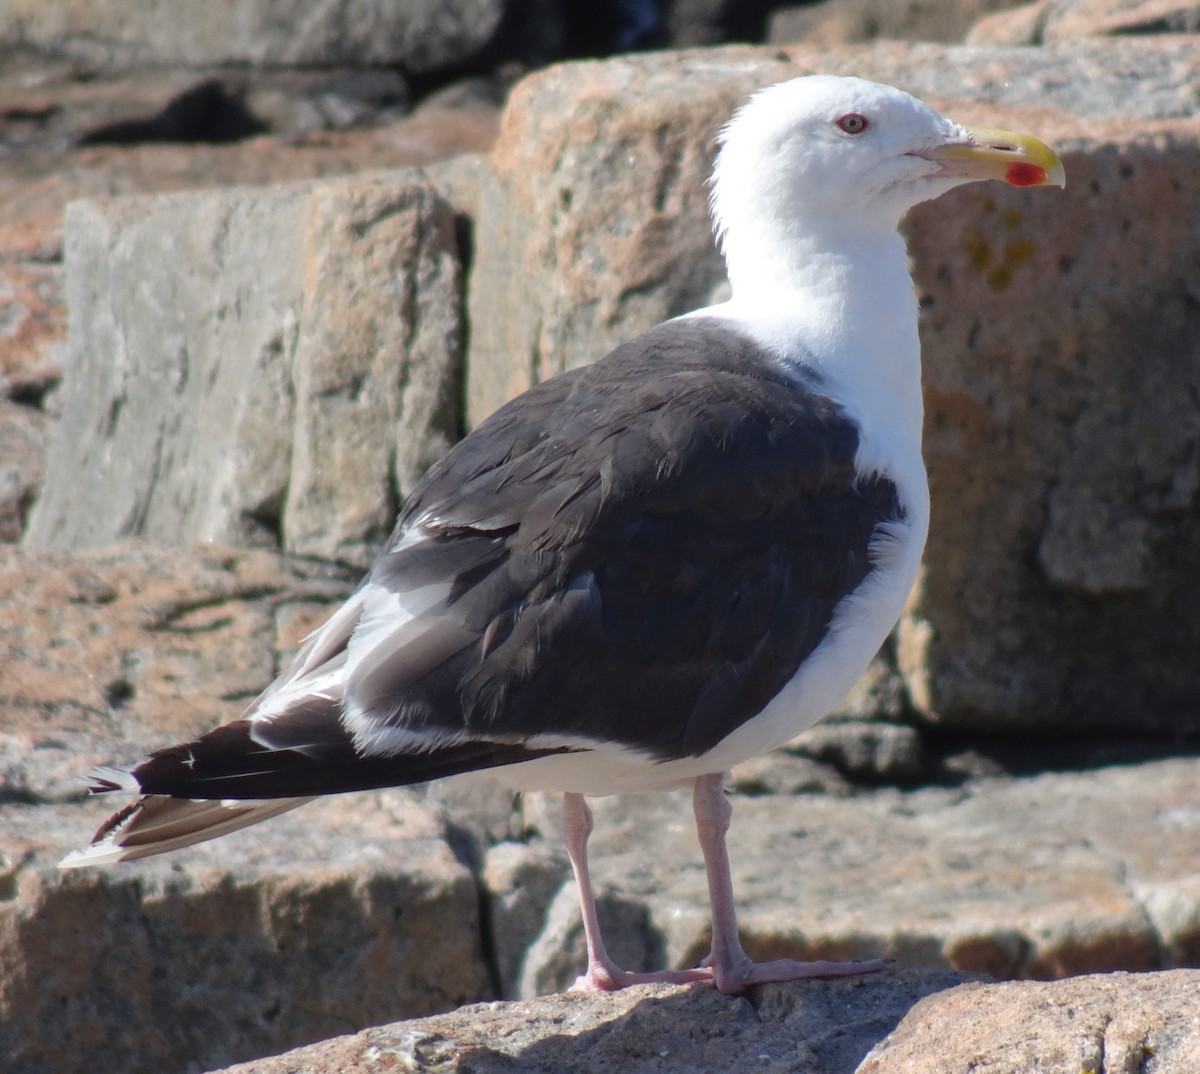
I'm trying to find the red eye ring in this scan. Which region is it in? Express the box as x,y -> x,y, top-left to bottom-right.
836,113 -> 870,135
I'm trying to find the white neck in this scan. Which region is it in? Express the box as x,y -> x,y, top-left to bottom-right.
714,216 -> 926,481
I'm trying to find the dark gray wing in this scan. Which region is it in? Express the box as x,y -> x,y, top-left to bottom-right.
353,316 -> 902,761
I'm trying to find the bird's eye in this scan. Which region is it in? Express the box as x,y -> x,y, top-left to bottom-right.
836,113 -> 870,135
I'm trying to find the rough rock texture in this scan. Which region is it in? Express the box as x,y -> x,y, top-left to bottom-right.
0,541 -> 355,801
2,791 -> 492,1074
0,0 -> 508,75
0,401 -> 48,542
808,36 -> 1200,118
6,749 -> 1198,1073
967,1 -> 1053,42
859,970 -> 1200,1072
0,541 -> 490,1074
768,0 -> 1030,46
466,40 -> 1200,737
903,117 -> 1200,735
204,969 -> 1200,1074
465,37 -> 1198,428
482,840 -> 572,996
0,82 -> 499,238
25,172 -> 463,566
500,758 -> 1200,994
465,46 -> 766,427
0,224 -> 63,407
1042,0 -> 1200,36
969,0 -> 1200,43
0,75 -> 498,545
15,40 -> 1200,732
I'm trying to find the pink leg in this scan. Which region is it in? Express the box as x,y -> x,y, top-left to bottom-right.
561,791 -> 712,991
692,772 -> 892,996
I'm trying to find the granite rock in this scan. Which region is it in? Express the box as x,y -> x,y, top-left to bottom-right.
203,969 -> 1200,1074
1043,0 -> 1200,37
481,840 -> 571,995
769,0 -> 1031,46
17,39 -> 1200,735
860,970 -> 1200,1073
25,172 -> 463,566
574,758 -> 1200,982
967,1 -> 1053,42
2,790 -> 491,1074
0,0 -> 508,75
465,46 -> 773,426
968,0 -> 1200,43
3,31 -> 1200,1074
0,227 -> 64,408
0,540 -> 355,802
0,66 -> 497,467
902,111 -> 1200,735
0,401 -> 48,541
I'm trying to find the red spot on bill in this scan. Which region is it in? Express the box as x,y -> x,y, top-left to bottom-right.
1005,162 -> 1048,187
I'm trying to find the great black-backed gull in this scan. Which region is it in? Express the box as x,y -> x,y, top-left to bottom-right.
61,75 -> 1063,995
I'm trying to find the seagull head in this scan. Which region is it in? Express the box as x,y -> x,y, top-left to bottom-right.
711,74 -> 1065,249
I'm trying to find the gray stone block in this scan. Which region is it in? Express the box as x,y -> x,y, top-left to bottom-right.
26,172 -> 463,568
1,791 -> 492,1074
0,0 -> 507,74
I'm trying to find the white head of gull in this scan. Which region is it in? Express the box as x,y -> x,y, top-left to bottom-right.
60,76 -> 1063,996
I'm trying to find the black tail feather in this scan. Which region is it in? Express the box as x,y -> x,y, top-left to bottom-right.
127,718 -> 577,800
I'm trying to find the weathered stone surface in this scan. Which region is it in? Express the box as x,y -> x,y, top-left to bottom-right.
969,0 -> 1200,43
0,226 -> 64,407
280,176 -> 464,563
0,401 -> 48,541
572,758 -> 1200,981
769,0 -> 1030,46
1,790 -> 492,1074
859,970 -> 1200,1073
0,0 -> 507,75
5,31 -> 1200,1074
517,879 -> 670,998
903,114 -> 1200,735
25,171 -> 463,566
481,840 -> 571,995
6,749 -> 1198,1072
0,68 -> 496,440
807,36 -> 1200,118
731,749 -> 855,797
459,757 -> 1200,998
794,720 -> 927,784
0,58 -> 501,169
203,969 -> 1200,1074
469,34 -> 1198,420
467,40 -> 1200,737
0,541 -> 355,802
205,969 -> 976,1074
967,0 -> 1063,41
465,46 -> 761,426
1044,0 -> 1200,36
0,89 -> 499,236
